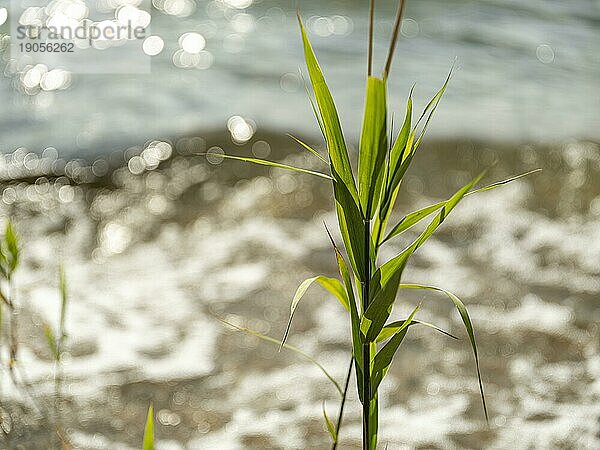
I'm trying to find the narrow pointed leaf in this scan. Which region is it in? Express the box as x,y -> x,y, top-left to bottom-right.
4,221 -> 19,274
380,171 -> 485,286
332,170 -> 366,280
382,200 -> 446,244
363,172 -> 486,340
373,182 -> 400,248
370,304 -> 420,396
370,329 -> 406,395
44,324 -> 59,360
358,76 -> 388,217
299,69 -> 326,140
322,402 -> 337,443
413,65 -> 453,151
203,153 -> 332,180
324,225 -> 363,373
287,134 -> 328,164
466,169 -> 541,195
383,169 -> 541,245
281,275 -> 350,349
219,318 -> 343,395
389,86 -> 413,173
298,15 -> 357,199
375,318 -> 459,343
398,283 -> 488,422
143,404 -> 154,450
59,265 -> 68,342
316,277 -> 350,311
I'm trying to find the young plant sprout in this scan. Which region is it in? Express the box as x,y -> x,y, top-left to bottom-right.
0,221 -> 20,376
143,404 -> 154,450
212,1 -> 539,447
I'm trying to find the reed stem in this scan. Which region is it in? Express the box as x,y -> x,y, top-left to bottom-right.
331,357 -> 353,450
383,0 -> 406,79
362,218 -> 372,450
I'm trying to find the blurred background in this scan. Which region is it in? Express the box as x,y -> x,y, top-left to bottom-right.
0,0 -> 598,448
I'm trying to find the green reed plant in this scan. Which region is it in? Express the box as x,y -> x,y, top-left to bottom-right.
212,1 -> 539,448
0,221 -> 72,446
0,220 -> 20,377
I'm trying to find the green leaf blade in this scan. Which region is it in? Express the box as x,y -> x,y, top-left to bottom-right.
281,275 -> 350,349
287,133 -> 328,164
370,327 -> 407,395
322,401 -> 337,443
375,318 -> 459,343
358,76 -> 388,217
298,15 -> 357,200
363,172 -> 486,341
203,153 -> 332,180
219,318 -> 343,395
399,283 -> 488,422
143,404 -> 154,450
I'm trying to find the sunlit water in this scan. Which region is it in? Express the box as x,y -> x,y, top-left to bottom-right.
0,0 -> 599,157
0,0 -> 599,449
1,134 -> 599,448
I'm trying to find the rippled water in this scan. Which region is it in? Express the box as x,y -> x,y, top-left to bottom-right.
0,133 -> 598,448
1,0 -> 600,157
0,0 -> 599,449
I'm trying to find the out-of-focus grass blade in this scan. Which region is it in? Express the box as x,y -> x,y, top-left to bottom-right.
375,318 -> 459,343
44,324 -> 59,360
202,153 -> 333,180
3,221 -> 19,275
370,304 -> 420,397
382,169 -> 541,245
281,275 -> 349,350
287,133 -> 329,164
5,222 -> 19,270
219,318 -> 343,395
298,14 -> 357,200
59,265 -> 68,343
399,283 -> 488,422
322,401 -> 337,443
358,76 -> 388,217
142,404 -> 154,450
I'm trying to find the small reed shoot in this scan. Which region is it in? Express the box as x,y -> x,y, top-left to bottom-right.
0,221 -> 20,377
143,404 -> 154,450
211,1 -> 540,447
0,222 -> 73,447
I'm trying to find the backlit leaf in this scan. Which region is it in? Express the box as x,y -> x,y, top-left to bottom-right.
143,404 -> 154,450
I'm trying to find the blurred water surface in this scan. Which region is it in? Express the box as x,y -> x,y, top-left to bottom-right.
0,1 -> 599,449
0,0 -> 599,157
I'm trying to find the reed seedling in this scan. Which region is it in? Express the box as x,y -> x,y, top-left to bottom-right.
213,1 -> 539,447
0,222 -> 72,447
142,404 -> 154,450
